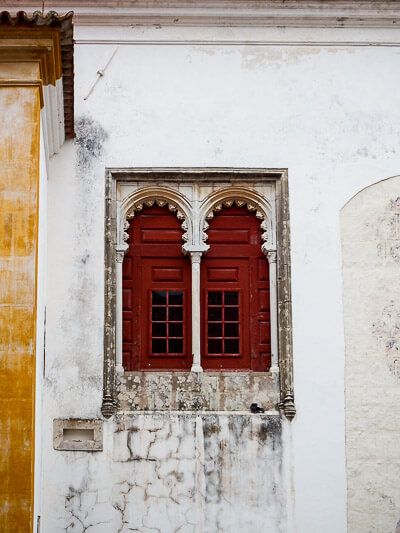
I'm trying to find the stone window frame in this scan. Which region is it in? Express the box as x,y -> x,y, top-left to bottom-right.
102,168 -> 295,420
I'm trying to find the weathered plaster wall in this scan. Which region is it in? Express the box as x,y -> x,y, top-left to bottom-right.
0,85 -> 40,532
118,372 -> 278,411
342,175 -> 400,533
44,413 -> 284,532
44,24 -> 400,533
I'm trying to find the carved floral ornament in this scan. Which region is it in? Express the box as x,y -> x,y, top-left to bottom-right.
202,198 -> 272,248
122,198 -> 189,244
120,194 -> 274,252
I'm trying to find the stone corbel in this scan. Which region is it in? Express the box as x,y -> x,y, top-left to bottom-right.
279,392 -> 296,421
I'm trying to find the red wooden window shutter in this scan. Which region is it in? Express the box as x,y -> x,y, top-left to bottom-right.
201,206 -> 271,371
123,205 -> 192,371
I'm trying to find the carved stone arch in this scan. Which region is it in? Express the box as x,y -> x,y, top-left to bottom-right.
119,187 -> 194,251
200,188 -> 274,250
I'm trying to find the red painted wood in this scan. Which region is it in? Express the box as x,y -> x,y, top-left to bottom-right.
201,206 -> 271,371
123,205 -> 192,371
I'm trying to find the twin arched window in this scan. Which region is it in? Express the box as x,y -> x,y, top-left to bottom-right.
102,169 -> 295,419
122,203 -> 271,371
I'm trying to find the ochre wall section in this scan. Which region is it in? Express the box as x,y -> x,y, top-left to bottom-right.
0,84 -> 40,532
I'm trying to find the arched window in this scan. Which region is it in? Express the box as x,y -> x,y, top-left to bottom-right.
103,169 -> 295,420
201,205 -> 271,371
123,205 -> 192,370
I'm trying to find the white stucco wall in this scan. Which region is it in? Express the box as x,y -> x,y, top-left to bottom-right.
43,23 -> 400,533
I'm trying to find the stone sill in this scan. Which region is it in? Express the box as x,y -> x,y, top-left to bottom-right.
116,410 -> 281,416
117,371 -> 279,412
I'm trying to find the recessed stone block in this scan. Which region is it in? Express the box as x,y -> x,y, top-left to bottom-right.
53,419 -> 103,451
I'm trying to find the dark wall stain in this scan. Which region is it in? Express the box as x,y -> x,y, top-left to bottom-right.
75,115 -> 108,169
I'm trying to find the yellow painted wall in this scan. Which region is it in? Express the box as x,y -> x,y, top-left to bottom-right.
0,84 -> 40,532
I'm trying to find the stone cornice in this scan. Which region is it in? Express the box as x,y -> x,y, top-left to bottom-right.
0,10 -> 74,140
3,1 -> 400,27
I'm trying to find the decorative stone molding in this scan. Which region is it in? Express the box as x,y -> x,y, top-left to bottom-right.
10,2 -> 400,29
103,168 -> 295,420
275,170 -> 295,420
279,392 -> 296,420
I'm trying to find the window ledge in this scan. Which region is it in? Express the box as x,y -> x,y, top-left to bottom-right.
117,371 -> 279,412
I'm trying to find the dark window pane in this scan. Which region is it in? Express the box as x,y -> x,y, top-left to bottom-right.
224,291 -> 238,305
168,339 -> 183,354
224,307 -> 238,321
208,291 -> 222,305
208,323 -> 222,337
152,322 -> 167,337
152,291 -> 167,305
169,306 -> 183,321
169,322 -> 183,337
169,291 -> 183,305
225,322 -> 239,337
152,306 -> 167,321
152,338 -> 167,353
208,339 -> 222,354
208,307 -> 222,321
224,339 -> 239,354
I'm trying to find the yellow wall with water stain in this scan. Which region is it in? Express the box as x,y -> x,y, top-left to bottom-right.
0,81 -> 40,532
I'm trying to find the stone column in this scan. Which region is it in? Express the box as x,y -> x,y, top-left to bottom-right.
266,249 -> 279,375
115,248 -> 126,374
190,251 -> 203,372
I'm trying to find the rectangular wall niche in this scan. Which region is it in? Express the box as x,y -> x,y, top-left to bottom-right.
53,419 -> 103,451
102,168 -> 295,420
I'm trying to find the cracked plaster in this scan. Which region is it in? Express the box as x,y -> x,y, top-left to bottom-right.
52,413 -> 285,533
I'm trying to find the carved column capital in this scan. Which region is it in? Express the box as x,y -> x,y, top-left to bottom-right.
116,251 -> 125,263
190,251 -> 203,264
262,245 -> 277,263
116,244 -> 129,263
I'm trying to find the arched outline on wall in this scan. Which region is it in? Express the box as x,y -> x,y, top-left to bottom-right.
340,173 -> 400,212
118,187 -> 194,251
199,187 -> 275,250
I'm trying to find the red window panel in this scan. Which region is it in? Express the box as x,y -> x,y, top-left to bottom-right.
201,206 -> 271,371
150,289 -> 185,355
123,205 -> 192,371
207,290 -> 240,355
